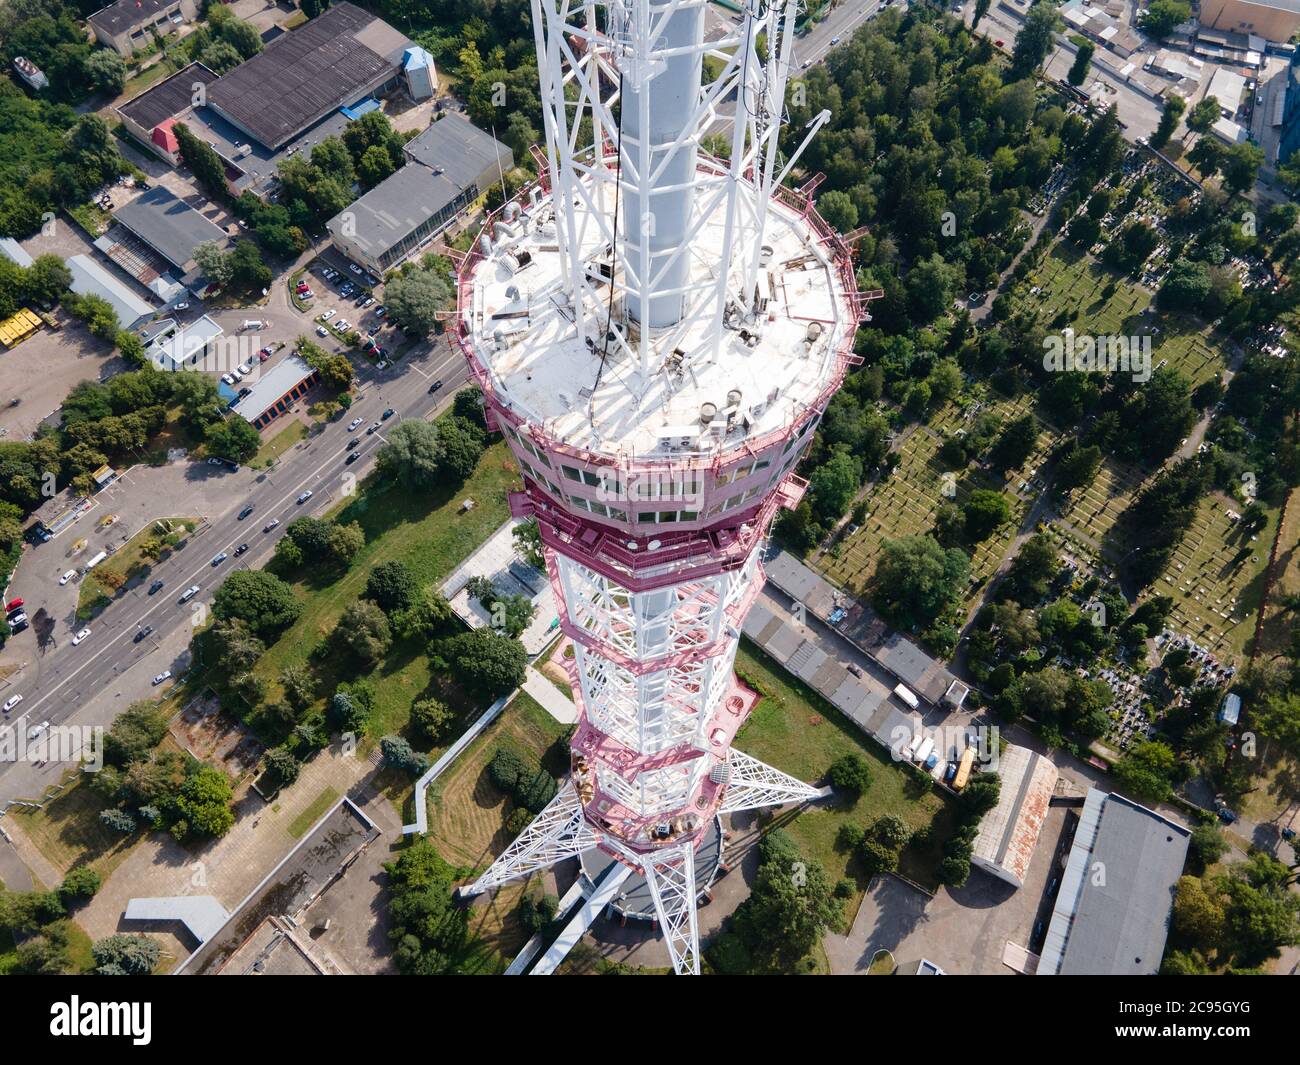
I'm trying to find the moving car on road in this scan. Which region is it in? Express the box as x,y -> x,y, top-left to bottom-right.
382,407 -> 396,420
428,380 -> 443,394
211,552 -> 228,566
264,519 -> 280,532
134,625 -> 153,643
3,694 -> 22,713
178,584 -> 200,603
149,579 -> 164,595
348,417 -> 363,431
234,543 -> 249,556
297,490 -> 313,504
238,504 -> 255,520
365,422 -> 380,435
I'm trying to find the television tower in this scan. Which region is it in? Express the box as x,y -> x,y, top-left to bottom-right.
454,0 -> 873,974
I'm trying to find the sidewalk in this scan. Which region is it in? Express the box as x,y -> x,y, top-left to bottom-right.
523,667 -> 577,725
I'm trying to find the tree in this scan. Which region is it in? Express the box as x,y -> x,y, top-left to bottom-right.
1158,260 -> 1212,312
1055,443 -> 1103,492
175,765 -> 235,837
827,754 -> 871,796
375,418 -> 445,490
1189,823 -> 1228,870
436,629 -> 527,699
1222,142 -> 1264,195
1139,0 -> 1191,38
84,48 -> 127,95
99,808 -> 136,833
1010,2 -> 1061,78
193,240 -> 234,286
1187,96 -> 1221,135
366,560 -> 417,614
264,748 -> 301,788
384,838 -> 469,974
357,143 -> 397,188
1067,41 -> 1094,87
204,416 -> 261,463
872,534 -> 970,628
1151,95 -> 1186,150
435,416 -> 487,481
92,934 -> 161,976
212,570 -> 301,638
962,489 -> 1011,541
972,0 -> 991,27
227,239 -> 271,293
334,600 -> 392,664
58,866 -> 101,904
990,414 -> 1039,471
279,664 -> 318,711
809,447 -> 861,522
1114,740 -> 1179,803
411,697 -> 454,743
817,190 -> 857,233
381,735 -> 430,776
385,268 -> 452,335
513,519 -> 545,569
174,124 -> 230,200
104,700 -> 170,767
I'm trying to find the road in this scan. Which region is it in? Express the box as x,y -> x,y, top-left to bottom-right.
793,0 -> 897,67
0,338 -> 470,795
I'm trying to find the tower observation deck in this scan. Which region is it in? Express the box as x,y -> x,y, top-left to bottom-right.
456,0 -> 875,974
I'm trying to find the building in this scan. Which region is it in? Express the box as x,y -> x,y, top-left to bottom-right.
88,0 -> 197,56
1039,789 -> 1190,975
148,314 -> 224,371
115,6 -> 428,201
67,254 -> 155,330
971,744 -> 1058,889
458,0 -> 874,975
1200,0 -> 1300,42
326,115 -> 511,275
0,308 -> 42,348
1205,67 -> 1250,116
0,237 -> 34,268
231,354 -> 321,429
102,185 -> 228,300
204,2 -> 412,152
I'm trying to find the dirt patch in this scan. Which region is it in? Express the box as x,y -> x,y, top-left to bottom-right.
170,692 -> 264,780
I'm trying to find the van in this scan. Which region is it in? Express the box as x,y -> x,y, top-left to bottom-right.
84,550 -> 108,570
241,320 -> 265,331
892,683 -> 920,710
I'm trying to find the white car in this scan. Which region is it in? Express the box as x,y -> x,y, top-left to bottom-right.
316,325 -> 329,337
152,670 -> 172,686
28,720 -> 49,739
234,364 -> 250,378
2,694 -> 21,713
296,490 -> 313,504
237,360 -> 254,375
348,417 -> 363,431
178,584 -> 200,604
59,569 -> 77,585
222,373 -> 237,385
333,319 -> 350,333
320,309 -> 336,321
348,264 -> 363,275
71,627 -> 91,645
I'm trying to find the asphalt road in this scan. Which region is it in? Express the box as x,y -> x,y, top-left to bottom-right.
0,338 -> 471,782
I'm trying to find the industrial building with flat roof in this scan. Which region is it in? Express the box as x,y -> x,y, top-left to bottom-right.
1038,789 -> 1190,975
67,254 -> 155,330
100,185 -> 228,299
327,115 -> 512,275
205,2 -> 411,151
971,744 -> 1058,889
231,354 -> 321,429
1201,0 -> 1300,41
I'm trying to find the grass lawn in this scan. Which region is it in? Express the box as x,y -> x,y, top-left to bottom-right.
252,439 -> 519,742
254,420 -> 307,467
286,786 -> 340,839
0,877 -> 13,975
77,517 -> 198,621
423,691 -> 569,973
9,775 -> 141,880
734,641 -> 957,897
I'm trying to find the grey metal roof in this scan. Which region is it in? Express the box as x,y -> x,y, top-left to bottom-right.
1040,790 -> 1190,975
67,254 -> 155,328
124,895 -> 230,944
113,185 -> 227,271
401,114 -> 513,187
206,2 -> 409,149
118,62 -> 220,133
89,0 -> 179,36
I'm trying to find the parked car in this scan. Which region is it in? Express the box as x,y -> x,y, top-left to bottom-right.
238,504 -> 255,520
374,306 -> 386,318
2,694 -> 22,713
211,552 -> 228,566
297,490 -> 313,504
59,569 -> 77,585
71,627 -> 91,645
178,584 -> 200,603
316,325 -> 329,337
152,670 -> 172,686
846,663 -> 864,678
363,296 -> 375,308
222,373 -> 237,386
6,598 -> 23,612
8,615 -> 27,633
333,319 -> 350,333
320,309 -> 336,321
348,263 -> 363,275
376,360 -> 389,370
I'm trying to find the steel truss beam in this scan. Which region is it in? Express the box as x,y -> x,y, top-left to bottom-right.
718,748 -> 826,814
640,843 -> 701,975
462,782 -> 598,895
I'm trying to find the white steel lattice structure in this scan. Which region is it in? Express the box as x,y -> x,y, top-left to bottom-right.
454,0 -> 875,974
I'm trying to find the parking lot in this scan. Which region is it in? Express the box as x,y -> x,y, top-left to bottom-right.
824,803 -> 1073,975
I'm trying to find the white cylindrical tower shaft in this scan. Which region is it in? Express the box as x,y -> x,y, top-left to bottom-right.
617,0 -> 704,328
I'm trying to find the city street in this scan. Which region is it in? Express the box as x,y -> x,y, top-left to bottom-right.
0,337 -> 470,801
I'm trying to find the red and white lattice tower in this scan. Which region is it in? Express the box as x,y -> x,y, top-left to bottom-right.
455,0 -> 874,974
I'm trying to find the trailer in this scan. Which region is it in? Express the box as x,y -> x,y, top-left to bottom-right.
892,683 -> 919,710
913,736 -> 935,765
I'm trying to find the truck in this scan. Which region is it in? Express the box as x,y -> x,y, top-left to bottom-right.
953,748 -> 975,791
84,550 -> 108,570
893,683 -> 919,709
913,736 -> 934,765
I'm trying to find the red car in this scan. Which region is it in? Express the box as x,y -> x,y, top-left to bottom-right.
5,598 -> 22,612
